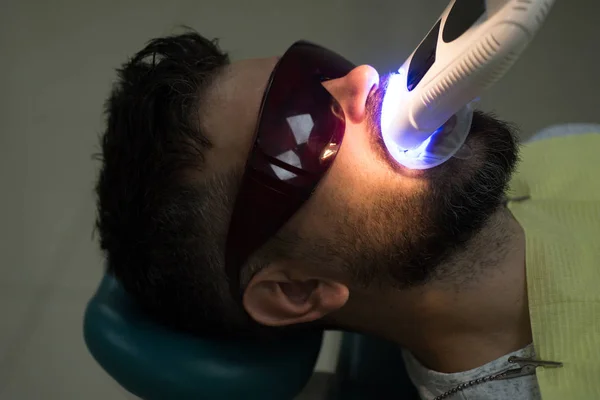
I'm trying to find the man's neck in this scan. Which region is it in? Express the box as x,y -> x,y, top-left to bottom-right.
340,210 -> 532,373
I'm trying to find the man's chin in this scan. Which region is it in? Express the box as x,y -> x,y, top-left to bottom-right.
422,111 -> 519,192
467,111 -> 519,165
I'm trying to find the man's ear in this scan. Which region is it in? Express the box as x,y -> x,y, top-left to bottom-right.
242,264 -> 349,327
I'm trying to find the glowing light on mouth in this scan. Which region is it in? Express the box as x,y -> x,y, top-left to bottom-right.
380,70 -> 443,169
384,126 -> 445,170
378,69 -> 469,170
380,71 -> 406,144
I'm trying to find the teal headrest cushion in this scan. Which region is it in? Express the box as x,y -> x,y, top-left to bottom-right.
83,274 -> 323,400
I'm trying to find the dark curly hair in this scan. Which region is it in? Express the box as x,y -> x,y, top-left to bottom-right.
95,31 -> 253,336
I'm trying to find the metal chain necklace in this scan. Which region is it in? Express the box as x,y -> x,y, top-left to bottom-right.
433,356 -> 562,400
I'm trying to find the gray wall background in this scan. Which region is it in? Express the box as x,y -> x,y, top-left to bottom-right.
1,0 -> 597,398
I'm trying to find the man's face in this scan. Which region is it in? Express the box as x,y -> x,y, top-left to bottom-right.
201,55 -> 519,290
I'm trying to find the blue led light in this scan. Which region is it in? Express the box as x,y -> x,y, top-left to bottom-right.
379,70 -> 469,170
380,71 -> 443,169
380,72 -> 406,148
387,129 -> 443,169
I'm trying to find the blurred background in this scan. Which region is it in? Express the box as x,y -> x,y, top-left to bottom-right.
1,0 -> 597,398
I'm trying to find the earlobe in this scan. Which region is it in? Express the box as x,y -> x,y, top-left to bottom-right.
242,267 -> 349,327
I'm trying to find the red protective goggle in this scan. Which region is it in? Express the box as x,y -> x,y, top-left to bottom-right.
225,41 -> 355,300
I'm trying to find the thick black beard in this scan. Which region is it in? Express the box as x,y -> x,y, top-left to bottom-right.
378,111 -> 520,287
284,77 -> 521,289
338,74 -> 521,287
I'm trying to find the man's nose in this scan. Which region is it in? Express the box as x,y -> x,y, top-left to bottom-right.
322,65 -> 379,124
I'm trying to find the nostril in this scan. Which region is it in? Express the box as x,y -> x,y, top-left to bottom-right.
368,81 -> 379,98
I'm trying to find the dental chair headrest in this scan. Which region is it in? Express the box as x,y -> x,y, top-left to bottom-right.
83,274 -> 323,400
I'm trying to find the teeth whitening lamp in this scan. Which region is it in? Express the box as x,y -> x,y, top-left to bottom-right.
381,0 -> 556,169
